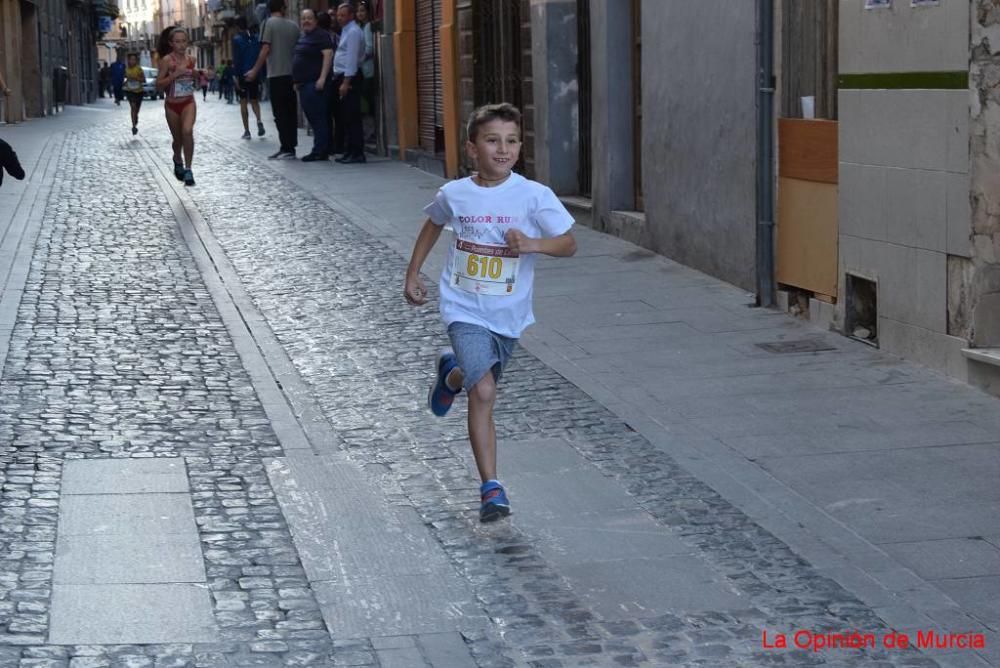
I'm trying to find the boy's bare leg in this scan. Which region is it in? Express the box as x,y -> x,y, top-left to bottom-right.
251,99 -> 263,124
467,373 -> 497,483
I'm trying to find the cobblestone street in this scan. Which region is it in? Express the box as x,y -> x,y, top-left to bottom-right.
0,102 -> 998,667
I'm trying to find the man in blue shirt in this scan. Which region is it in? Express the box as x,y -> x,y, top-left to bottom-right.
110,58 -> 126,106
331,2 -> 366,163
233,17 -> 266,139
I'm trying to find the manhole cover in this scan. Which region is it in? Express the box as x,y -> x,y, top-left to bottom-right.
755,339 -> 837,354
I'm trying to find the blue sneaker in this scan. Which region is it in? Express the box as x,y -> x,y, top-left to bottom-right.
173,161 -> 185,181
427,348 -> 459,417
480,480 -> 511,522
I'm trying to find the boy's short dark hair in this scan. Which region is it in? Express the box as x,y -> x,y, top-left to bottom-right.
466,103 -> 521,143
268,0 -> 285,14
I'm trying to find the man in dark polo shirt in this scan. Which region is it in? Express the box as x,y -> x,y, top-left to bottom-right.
293,9 -> 334,161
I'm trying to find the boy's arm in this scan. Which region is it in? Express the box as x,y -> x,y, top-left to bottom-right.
505,229 -> 576,257
404,219 -> 445,305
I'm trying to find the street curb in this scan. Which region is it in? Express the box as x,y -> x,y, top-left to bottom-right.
135,139 -> 347,458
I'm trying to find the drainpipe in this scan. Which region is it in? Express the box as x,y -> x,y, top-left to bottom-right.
755,0 -> 775,307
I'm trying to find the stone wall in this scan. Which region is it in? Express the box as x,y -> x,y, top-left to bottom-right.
970,1 -> 1000,347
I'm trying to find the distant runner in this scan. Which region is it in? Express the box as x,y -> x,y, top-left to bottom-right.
123,53 -> 146,136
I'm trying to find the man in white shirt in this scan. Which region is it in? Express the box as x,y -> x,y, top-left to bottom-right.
331,3 -> 366,163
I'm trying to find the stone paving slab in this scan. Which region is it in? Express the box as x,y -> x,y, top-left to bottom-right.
313,575 -> 490,640
49,583 -> 219,645
53,533 -> 205,584
59,458 -> 189,494
267,454 -> 489,642
57,493 -> 196,537
881,539 -> 1000,581
415,632 -> 479,667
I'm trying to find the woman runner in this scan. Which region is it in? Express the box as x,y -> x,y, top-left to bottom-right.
157,27 -> 201,186
123,53 -> 146,136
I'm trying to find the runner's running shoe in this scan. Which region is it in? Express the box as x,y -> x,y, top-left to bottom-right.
183,169 -> 195,186
480,480 -> 511,522
427,348 -> 460,417
173,161 -> 185,181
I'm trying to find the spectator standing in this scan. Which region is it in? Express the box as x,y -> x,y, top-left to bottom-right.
246,0 -> 301,159
331,2 -> 365,164
98,63 -> 111,98
222,60 -> 236,103
293,8 -> 334,161
110,58 -> 126,105
233,17 -> 267,139
216,62 -> 226,99
357,1 -> 376,142
321,10 -> 341,152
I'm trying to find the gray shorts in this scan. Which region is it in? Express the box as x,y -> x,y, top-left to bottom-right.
447,321 -> 518,391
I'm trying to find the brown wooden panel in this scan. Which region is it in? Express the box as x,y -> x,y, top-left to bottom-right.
776,177 -> 838,298
778,118 -> 838,184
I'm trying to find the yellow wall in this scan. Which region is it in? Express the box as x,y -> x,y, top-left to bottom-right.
393,0 -> 418,160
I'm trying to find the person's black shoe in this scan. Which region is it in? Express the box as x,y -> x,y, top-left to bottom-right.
337,154 -> 366,164
257,122 -> 266,137
301,153 -> 328,162
268,150 -> 296,160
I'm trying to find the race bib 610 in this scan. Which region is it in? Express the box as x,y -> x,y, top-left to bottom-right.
453,239 -> 519,296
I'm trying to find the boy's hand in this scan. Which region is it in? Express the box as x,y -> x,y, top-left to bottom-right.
505,229 -> 537,254
404,274 -> 429,305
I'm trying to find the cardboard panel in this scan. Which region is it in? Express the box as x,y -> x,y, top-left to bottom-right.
779,118 -> 839,184
777,177 -> 839,298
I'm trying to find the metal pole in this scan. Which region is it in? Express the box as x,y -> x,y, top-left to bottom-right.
756,0 -> 776,307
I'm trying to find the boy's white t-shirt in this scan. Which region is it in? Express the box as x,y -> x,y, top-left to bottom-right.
423,173 -> 574,339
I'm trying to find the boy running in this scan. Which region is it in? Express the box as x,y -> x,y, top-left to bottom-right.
404,103 -> 577,522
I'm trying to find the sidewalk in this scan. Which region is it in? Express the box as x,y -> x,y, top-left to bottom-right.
0,98 -> 998,666
187,102 -> 1000,662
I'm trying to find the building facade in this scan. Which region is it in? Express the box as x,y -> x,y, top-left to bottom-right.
1,0 -> 109,122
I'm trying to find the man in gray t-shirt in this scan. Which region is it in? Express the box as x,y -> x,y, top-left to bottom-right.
246,0 -> 301,157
